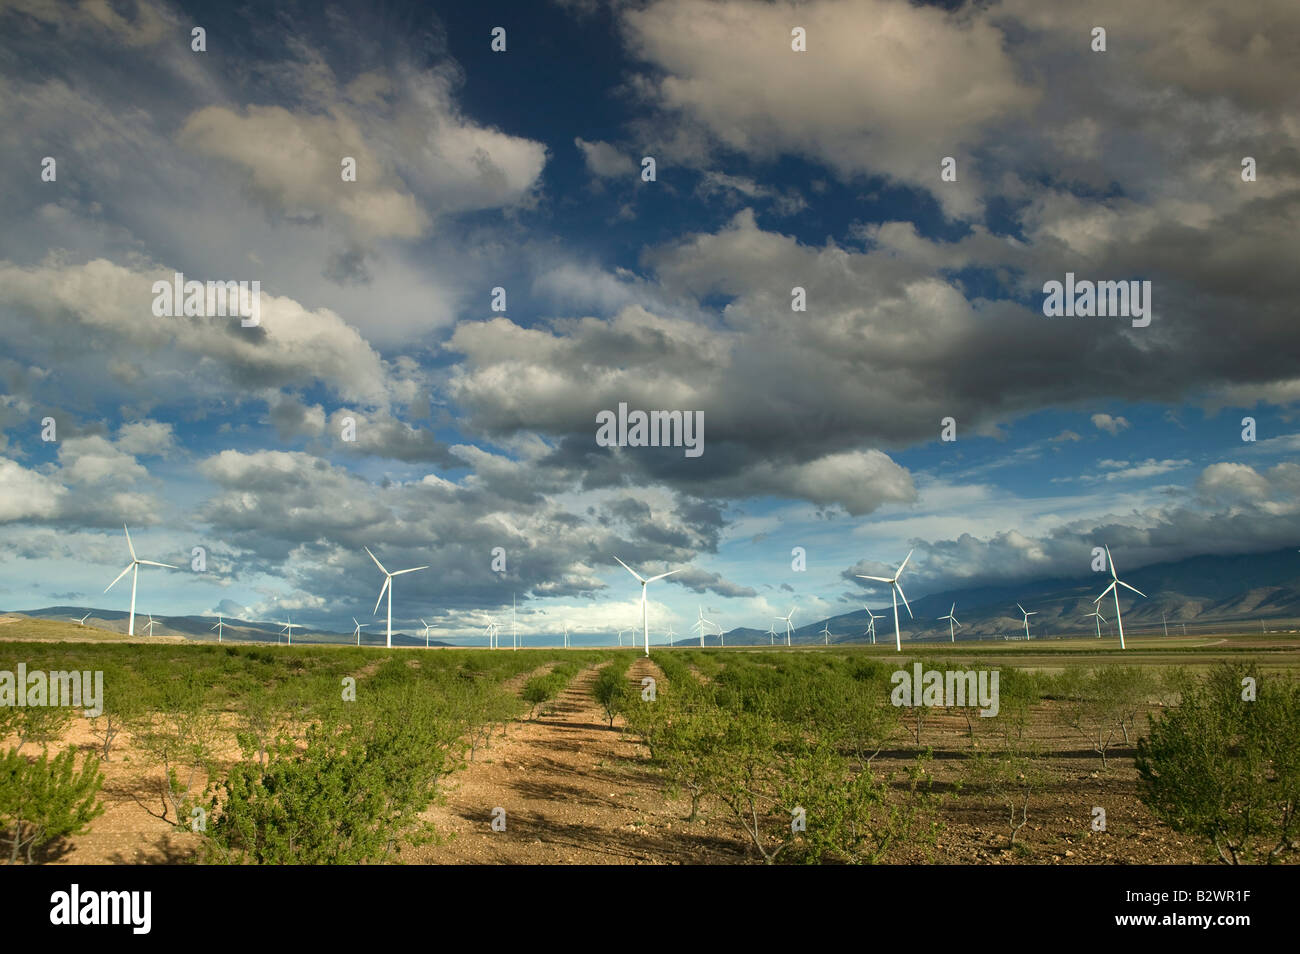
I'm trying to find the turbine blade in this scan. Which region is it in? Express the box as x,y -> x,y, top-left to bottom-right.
1105,544 -> 1116,578
392,565 -> 429,576
137,560 -> 177,569
857,575 -> 892,583
1118,580 -> 1147,598
1095,581 -> 1116,602
897,549 -> 914,576
1016,603 -> 1026,614
105,563 -> 134,592
364,546 -> 388,575
373,577 -> 390,615
124,524 -> 136,560
895,583 -> 913,618
647,568 -> 681,583
613,556 -> 646,583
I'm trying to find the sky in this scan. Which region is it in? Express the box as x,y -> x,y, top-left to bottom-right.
1,0 -> 1298,644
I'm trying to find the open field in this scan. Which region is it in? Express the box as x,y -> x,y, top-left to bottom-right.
2,619 -> 1298,865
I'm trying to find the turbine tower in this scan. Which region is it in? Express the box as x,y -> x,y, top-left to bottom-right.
864,606 -> 882,644
1085,608 -> 1106,639
613,557 -> 682,656
939,603 -> 961,642
365,546 -> 429,648
1094,545 -> 1145,650
104,525 -> 177,636
856,549 -> 914,652
352,617 -> 368,646
1016,603 -> 1037,640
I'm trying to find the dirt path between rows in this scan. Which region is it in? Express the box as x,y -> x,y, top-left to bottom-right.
410,657 -> 745,864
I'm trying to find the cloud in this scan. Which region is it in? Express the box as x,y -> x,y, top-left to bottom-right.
575,137 -> 636,178
1091,413 -> 1131,436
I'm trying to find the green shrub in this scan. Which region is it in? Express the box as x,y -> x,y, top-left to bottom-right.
0,747 -> 104,864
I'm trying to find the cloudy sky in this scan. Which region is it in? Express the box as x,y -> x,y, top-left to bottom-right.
1,0 -> 1298,642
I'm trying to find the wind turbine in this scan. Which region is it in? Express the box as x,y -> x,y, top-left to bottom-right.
663,622 -> 678,647
512,595 -> 519,651
1162,611 -> 1168,637
613,556 -> 682,656
280,617 -> 299,646
104,525 -> 177,636
365,546 -> 429,648
143,613 -> 160,636
939,603 -> 961,643
211,616 -> 225,643
692,606 -> 715,648
819,622 -> 833,645
420,618 -> 433,648
863,606 -> 882,644
1016,603 -> 1037,640
72,612 -> 91,626
618,627 -> 632,648
774,607 -> 795,646
767,622 -> 777,645
352,617 -> 368,646
563,620 -> 571,649
482,615 -> 499,649
1094,545 -> 1145,650
1085,608 -> 1106,639
856,550 -> 914,651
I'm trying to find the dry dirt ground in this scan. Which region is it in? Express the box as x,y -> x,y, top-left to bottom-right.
2,653 -> 1230,865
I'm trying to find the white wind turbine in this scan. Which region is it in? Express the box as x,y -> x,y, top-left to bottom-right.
280,617 -> 299,646
819,622 -> 833,645
940,603 -> 960,643
104,525 -> 177,636
365,547 -> 429,648
420,618 -> 433,648
72,612 -> 91,626
614,557 -> 683,656
692,606 -> 715,648
563,620 -> 571,649
512,595 -> 519,651
857,550 -> 914,652
1094,545 -> 1145,650
774,607 -> 796,646
1084,608 -> 1106,639
1016,603 -> 1037,640
864,606 -> 881,645
352,617 -> 368,646
664,622 -> 679,647
618,627 -> 632,648
482,615 -> 499,649
767,622 -> 777,645
144,613 -> 160,636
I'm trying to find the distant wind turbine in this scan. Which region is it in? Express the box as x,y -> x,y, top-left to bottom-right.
1016,603 -> 1037,640
857,550 -> 914,652
512,595 -> 519,651
365,546 -> 429,648
767,622 -> 777,645
563,620 -> 571,649
1084,608 -> 1106,639
692,606 -> 715,648
144,613 -> 159,636
72,612 -> 91,626
1094,545 -> 1145,650
864,606 -> 882,644
420,618 -> 433,648
614,556 -> 682,656
939,603 -> 961,643
663,622 -> 678,647
211,616 -> 225,643
774,607 -> 796,646
104,525 -> 177,636
819,622 -> 832,645
352,617 -> 368,646
280,617 -> 298,646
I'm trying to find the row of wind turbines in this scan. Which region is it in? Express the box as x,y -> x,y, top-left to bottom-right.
98,527 -> 1151,653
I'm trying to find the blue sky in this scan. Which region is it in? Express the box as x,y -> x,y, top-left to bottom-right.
1,0 -> 1298,643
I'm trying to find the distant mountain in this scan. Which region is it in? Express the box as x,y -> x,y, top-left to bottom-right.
1,607 -> 455,648
720,546 -> 1300,646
